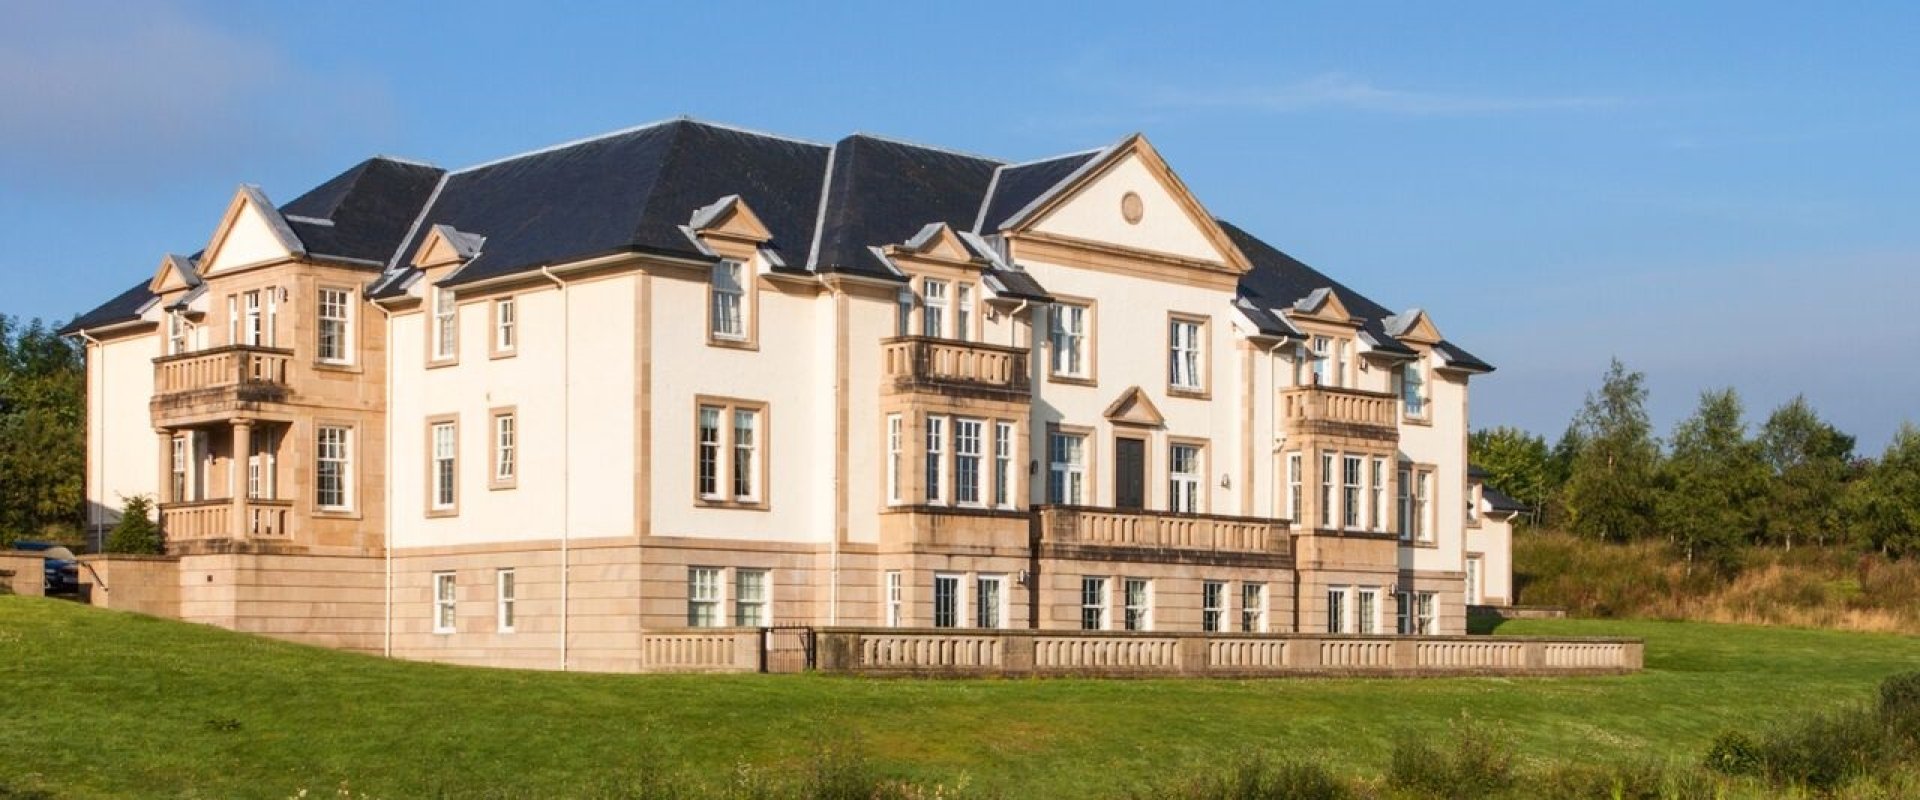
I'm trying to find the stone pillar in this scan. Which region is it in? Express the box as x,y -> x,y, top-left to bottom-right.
155,429 -> 174,505
231,419 -> 251,538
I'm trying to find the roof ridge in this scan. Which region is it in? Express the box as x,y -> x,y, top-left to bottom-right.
843,131 -> 1004,165
624,121 -> 697,248
385,173 -> 450,271
369,153 -> 440,169
450,117 -> 684,175
803,141 -> 841,271
997,146 -> 1105,170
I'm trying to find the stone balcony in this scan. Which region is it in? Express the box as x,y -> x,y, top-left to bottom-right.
151,345 -> 293,426
1279,385 -> 1399,440
158,497 -> 295,549
881,336 -> 1030,399
1036,505 -> 1292,562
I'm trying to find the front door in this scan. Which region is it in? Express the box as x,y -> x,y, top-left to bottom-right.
1115,436 -> 1145,510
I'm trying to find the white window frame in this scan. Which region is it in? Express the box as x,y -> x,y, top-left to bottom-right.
496,568 -> 516,633
885,571 -> 903,627
493,411 -> 516,484
1357,587 -> 1379,635
710,260 -> 747,341
169,436 -> 187,502
933,573 -> 963,629
1370,458 -> 1388,533
925,415 -> 947,505
1465,556 -> 1483,605
1310,336 -> 1331,386
1402,360 -> 1428,418
1416,470 -> 1434,543
1320,451 -> 1336,528
1286,452 -> 1303,526
432,286 -> 456,360
1080,576 -> 1108,631
731,408 -> 759,502
975,574 -> 1006,629
895,288 -> 914,337
432,571 -> 456,634
495,296 -> 517,354
1123,578 -> 1152,631
954,418 -> 983,506
1397,467 -> 1414,541
1241,582 -> 1266,633
955,283 -> 973,342
317,287 -> 352,365
697,406 -> 723,500
1048,303 -> 1088,378
1169,318 -> 1203,390
921,278 -> 948,339
1202,580 -> 1226,633
1169,443 -> 1202,514
1327,586 -> 1350,634
886,414 -> 903,505
315,425 -> 352,511
1342,455 -> 1363,530
688,567 -> 723,627
243,289 -> 264,347
166,310 -> 189,356
431,421 -> 457,511
735,568 -> 770,627
1417,591 -> 1438,635
1049,432 -> 1087,505
993,421 -> 1014,509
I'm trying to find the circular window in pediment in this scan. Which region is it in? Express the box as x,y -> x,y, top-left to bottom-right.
1120,191 -> 1144,224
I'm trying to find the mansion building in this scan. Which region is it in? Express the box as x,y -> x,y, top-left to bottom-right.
64,119 -> 1509,671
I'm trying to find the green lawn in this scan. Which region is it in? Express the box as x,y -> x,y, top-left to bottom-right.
2,597 -> 1916,798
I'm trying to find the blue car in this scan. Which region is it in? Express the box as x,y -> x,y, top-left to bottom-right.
10,541 -> 80,595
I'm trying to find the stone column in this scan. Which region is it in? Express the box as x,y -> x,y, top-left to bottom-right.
155,429 -> 174,505
231,419 -> 251,538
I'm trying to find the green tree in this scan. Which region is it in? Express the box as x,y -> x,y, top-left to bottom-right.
1758,396 -> 1856,549
1847,424 -> 1920,559
105,495 -> 161,555
1658,389 -> 1769,573
1469,426 -> 1551,525
0,315 -> 86,545
1563,359 -> 1660,541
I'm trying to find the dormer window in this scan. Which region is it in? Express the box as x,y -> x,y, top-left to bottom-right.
166,310 -> 190,356
921,279 -> 948,338
708,260 -> 748,343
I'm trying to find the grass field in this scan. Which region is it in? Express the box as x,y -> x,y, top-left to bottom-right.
2,597 -> 1917,798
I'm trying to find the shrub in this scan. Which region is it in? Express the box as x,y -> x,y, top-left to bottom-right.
1882,671 -> 1920,745
1754,705 -> 1886,792
1386,714 -> 1514,799
1703,729 -> 1761,776
1533,760 -> 1679,800
105,495 -> 160,555
1141,753 -> 1351,800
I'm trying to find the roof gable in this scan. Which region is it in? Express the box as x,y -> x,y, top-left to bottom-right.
1011,136 -> 1250,273
689,195 -> 773,244
148,254 -> 200,294
1383,308 -> 1443,345
412,224 -> 485,270
201,186 -> 305,275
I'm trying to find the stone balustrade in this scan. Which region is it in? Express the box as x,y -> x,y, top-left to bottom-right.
639,630 -> 761,672
881,336 -> 1030,395
154,345 -> 293,397
1279,385 -> 1398,435
159,497 -> 296,543
814,628 -> 1643,678
1038,506 -> 1291,556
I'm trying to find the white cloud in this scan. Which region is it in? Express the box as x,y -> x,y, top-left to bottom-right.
1151,72 -> 1622,116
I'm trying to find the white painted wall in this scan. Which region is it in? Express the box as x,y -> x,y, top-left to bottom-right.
86,331 -> 160,528
204,199 -> 293,275
1030,153 -> 1223,263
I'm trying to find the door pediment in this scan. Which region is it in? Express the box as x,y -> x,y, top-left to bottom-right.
1103,386 -> 1166,428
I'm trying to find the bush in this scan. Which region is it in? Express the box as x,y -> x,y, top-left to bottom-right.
1883,671 -> 1920,745
1386,714 -> 1514,799
1704,729 -> 1761,776
105,495 -> 160,555
1140,753 -> 1350,800
1533,760 -> 1684,800
1754,706 -> 1887,792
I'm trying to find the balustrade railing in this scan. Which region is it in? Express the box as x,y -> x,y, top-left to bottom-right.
1038,506 -> 1290,555
154,345 -> 292,396
881,336 -> 1030,393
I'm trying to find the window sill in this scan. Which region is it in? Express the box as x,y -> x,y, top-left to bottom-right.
426,507 -> 459,519
489,480 -> 518,491
314,360 -> 361,374
489,348 -> 518,361
1047,373 -> 1096,388
1401,414 -> 1433,427
696,498 -> 770,512
706,336 -> 758,352
1167,385 -> 1210,401
313,507 -> 361,521
426,357 -> 459,370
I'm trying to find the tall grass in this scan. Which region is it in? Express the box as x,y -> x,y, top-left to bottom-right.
1515,531 -> 1920,633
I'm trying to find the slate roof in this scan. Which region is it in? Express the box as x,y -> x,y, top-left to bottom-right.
1482,486 -> 1529,514
62,117 -> 1489,374
58,280 -> 156,335
810,135 -> 1000,277
280,157 -> 445,266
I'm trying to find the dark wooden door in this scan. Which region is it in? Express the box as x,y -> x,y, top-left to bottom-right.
1115,437 -> 1146,510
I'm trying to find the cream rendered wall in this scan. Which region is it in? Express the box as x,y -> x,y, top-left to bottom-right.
388,277 -> 634,548
1396,354 -> 1470,576
204,200 -> 293,275
1466,515 -> 1514,604
842,291 -> 893,544
1022,264 -> 1245,512
87,331 -> 159,528
1030,153 -> 1220,263
649,273 -> 826,543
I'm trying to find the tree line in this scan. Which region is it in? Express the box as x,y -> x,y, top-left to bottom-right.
1472,358 -> 1920,567
0,314 -> 86,546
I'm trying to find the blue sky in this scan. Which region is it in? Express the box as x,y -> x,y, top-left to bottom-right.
2,1 -> 1916,450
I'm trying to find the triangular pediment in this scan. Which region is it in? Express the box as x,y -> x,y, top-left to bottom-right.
689,195 -> 773,244
413,224 -> 485,269
1383,308 -> 1443,345
1103,386 -> 1167,428
201,185 -> 304,275
889,223 -> 977,264
1010,136 -> 1251,273
148,254 -> 200,294
1289,288 -> 1355,325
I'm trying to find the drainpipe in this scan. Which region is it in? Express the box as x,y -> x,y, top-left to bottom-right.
814,272 -> 844,625
79,331 -> 103,549
375,303 -> 396,659
540,266 -> 572,670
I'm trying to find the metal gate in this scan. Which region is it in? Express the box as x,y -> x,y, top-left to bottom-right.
761,625 -> 815,673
